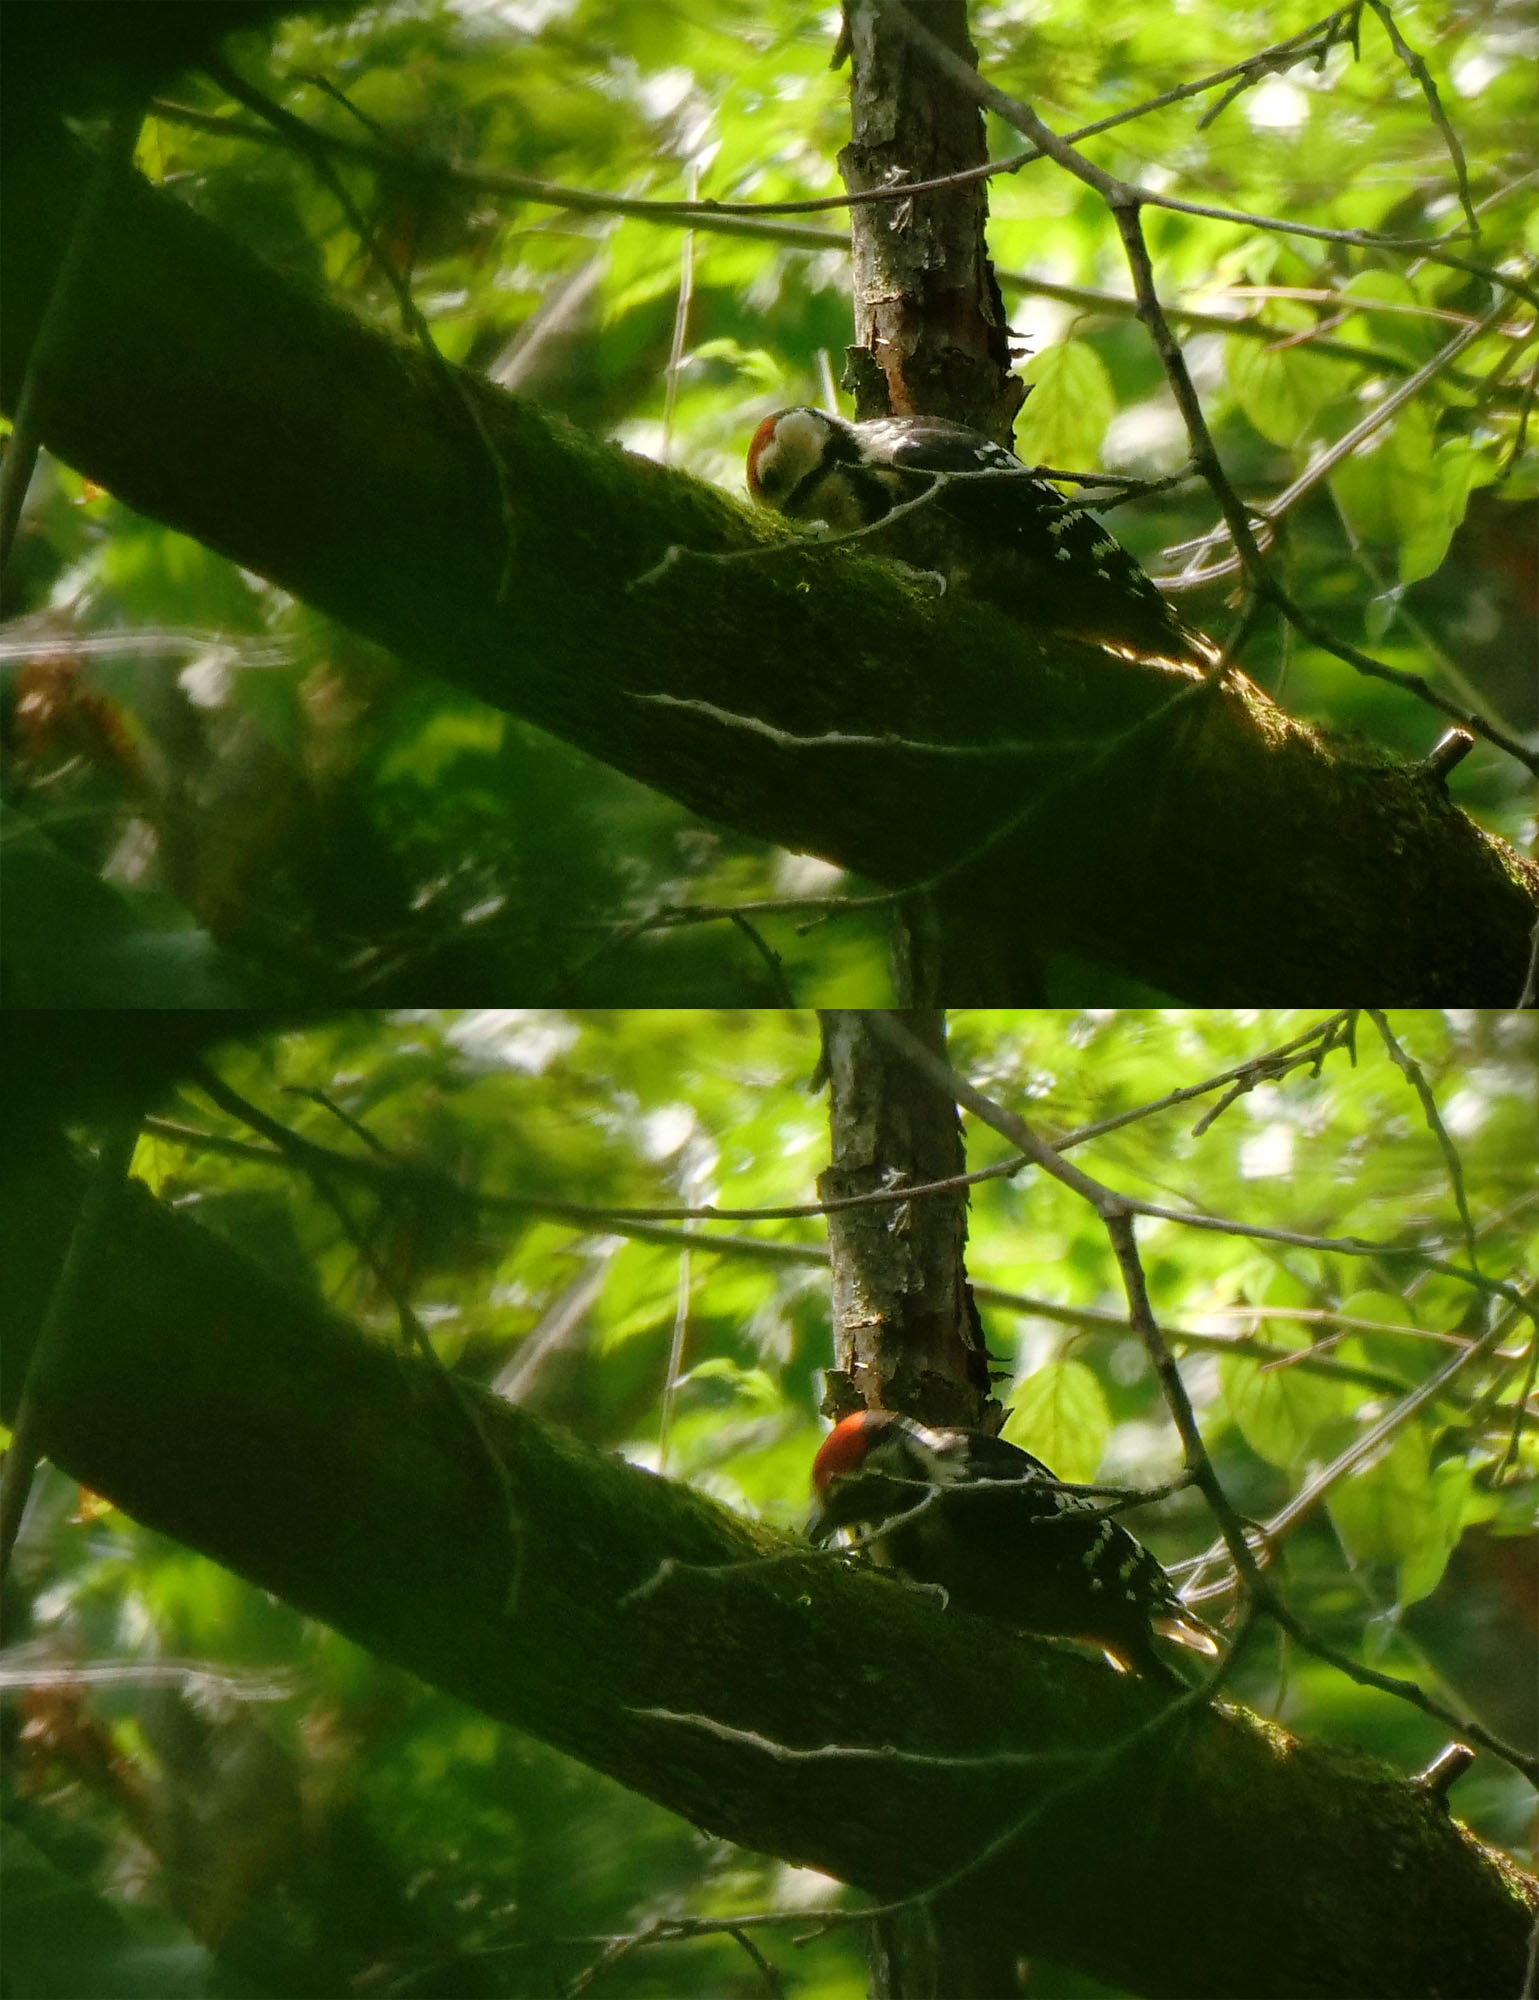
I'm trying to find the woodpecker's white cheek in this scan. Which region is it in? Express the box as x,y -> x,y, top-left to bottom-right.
776,408 -> 834,464
754,410 -> 835,513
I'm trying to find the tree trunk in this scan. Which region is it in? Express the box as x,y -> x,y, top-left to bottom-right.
840,0 -> 1022,441
817,1009 -> 999,1432
816,1007 -> 1015,1996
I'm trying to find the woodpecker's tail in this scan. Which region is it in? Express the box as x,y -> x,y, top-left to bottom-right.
1154,1606 -> 1222,1657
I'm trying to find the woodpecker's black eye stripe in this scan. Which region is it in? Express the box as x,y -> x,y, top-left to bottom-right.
782,466 -> 832,517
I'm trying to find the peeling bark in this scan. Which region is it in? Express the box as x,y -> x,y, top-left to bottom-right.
839,0 -> 1023,439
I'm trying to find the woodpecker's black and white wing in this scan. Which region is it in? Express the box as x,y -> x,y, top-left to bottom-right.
852,416 -> 1022,477
809,1412 -> 1219,1685
746,406 -> 1219,669
930,1427 -> 1220,1673
864,423 -> 1217,668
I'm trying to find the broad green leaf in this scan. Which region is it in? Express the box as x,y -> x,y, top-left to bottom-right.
1221,1328 -> 1348,1469
678,1356 -> 780,1412
1225,326 -> 1349,448
1327,1427 -> 1473,1609
1326,1424 -> 1430,1567
1334,272 -> 1442,370
594,1241 -> 685,1350
1003,1358 -> 1110,1482
1332,409 -> 1495,590
1015,341 -> 1117,470
1398,439 -> 1498,586
1398,1455 -> 1474,1607
689,337 -> 785,392
1329,403 -> 1440,546
1333,1288 -> 1425,1388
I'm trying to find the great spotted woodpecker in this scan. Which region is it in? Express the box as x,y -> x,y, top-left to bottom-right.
808,1409 -> 1220,1684
746,407 -> 1219,670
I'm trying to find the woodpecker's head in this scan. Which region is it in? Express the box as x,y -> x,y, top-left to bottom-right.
807,1409 -> 949,1543
746,407 -> 841,511
745,407 -> 877,533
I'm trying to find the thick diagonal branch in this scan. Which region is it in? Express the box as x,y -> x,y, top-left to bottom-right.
3,129 -> 1535,999
2,1124 -> 1532,1999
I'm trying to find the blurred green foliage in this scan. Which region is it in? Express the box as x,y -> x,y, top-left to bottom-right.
2,0 -> 1533,1002
2,1007 -> 1534,1996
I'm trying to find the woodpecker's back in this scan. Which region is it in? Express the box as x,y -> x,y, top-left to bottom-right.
809,1410 -> 1218,1685
746,407 -> 1219,671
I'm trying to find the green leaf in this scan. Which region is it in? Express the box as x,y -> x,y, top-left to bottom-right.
1334,272 -> 1442,371
1221,1329 -> 1347,1469
1330,408 -> 1497,588
1003,1359 -> 1110,1482
1225,325 -> 1349,447
1398,439 -> 1498,586
1326,1424 -> 1432,1569
678,1355 -> 780,1413
590,1243 -> 678,1351
1398,1455 -> 1473,1607
1333,1288 -> 1424,1388
689,337 -> 785,392
1327,1427 -> 1473,1608
1329,402 -> 1436,541
1015,341 -> 1117,470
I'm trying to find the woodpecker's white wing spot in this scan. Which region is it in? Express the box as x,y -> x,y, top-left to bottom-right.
1084,1521 -> 1116,1563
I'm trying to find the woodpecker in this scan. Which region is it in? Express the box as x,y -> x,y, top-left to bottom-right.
746,407 -> 1220,670
808,1409 -> 1220,1685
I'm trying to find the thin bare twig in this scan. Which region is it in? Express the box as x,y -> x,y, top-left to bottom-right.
1497,1309 -> 1539,1482
1178,1298 -> 1525,1589
1366,1011 -> 1481,1275
882,5 -> 1535,304
657,1162 -> 701,1473
146,90 -> 1533,391
661,163 -> 698,464
139,1037 -> 1505,1281
1184,299 -> 1505,578
1266,587 -> 1539,773
631,689 -> 1082,759
154,15 -> 1359,229
862,1016 -> 1265,1584
1364,0 -> 1479,236
140,1113 -> 1519,1408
